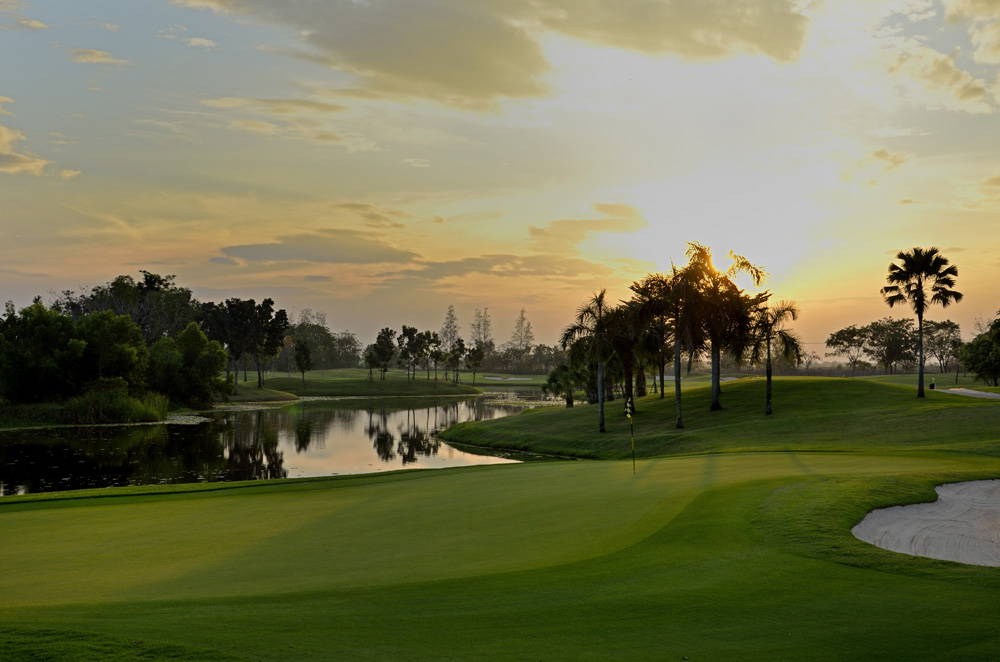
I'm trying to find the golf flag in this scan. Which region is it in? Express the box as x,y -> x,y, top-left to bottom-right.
625,397 -> 635,475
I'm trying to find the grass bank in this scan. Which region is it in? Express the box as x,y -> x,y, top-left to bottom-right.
264,376 -> 479,397
439,377 -> 1000,459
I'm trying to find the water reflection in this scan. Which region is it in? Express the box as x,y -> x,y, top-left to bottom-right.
0,395 -> 532,495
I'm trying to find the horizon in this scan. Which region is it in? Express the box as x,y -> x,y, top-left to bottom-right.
3,1 -> 1000,345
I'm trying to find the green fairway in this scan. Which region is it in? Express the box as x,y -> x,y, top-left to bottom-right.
3,377 -> 1000,660
441,377 -> 1000,459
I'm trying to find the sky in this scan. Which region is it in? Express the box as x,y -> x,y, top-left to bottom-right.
2,0 -> 1000,349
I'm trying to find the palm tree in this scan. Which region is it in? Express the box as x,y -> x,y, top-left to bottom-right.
562,290 -> 612,432
748,300 -> 802,415
880,247 -> 962,398
686,243 -> 766,411
603,302 -> 647,413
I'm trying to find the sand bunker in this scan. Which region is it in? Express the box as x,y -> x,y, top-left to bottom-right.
852,480 -> 1000,567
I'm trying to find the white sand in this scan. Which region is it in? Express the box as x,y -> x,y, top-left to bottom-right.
852,480 -> 1000,566
941,388 -> 1000,400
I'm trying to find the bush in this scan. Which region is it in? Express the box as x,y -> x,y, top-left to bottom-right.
61,378 -> 168,424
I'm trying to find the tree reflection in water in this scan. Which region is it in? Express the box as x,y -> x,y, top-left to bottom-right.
0,395 -> 532,495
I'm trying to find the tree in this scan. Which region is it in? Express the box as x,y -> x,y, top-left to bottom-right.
747,301 -> 802,415
961,315 -> 1000,386
372,328 -> 397,380
202,298 -> 257,385
448,337 -> 466,383
148,322 -> 228,408
685,242 -> 767,411
294,340 -> 312,385
470,308 -> 495,355
924,320 -> 961,373
881,247 -> 962,397
825,325 -> 868,374
249,299 -> 289,388
52,271 -> 199,344
863,318 -> 916,374
802,351 -> 820,375
562,290 -> 612,433
0,301 -> 85,403
397,325 -> 419,380
543,363 -> 579,408
603,302 -> 647,413
465,344 -> 485,384
74,310 -> 149,388
440,305 -> 459,353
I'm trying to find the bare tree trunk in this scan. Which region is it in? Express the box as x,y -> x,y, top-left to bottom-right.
710,341 -> 722,411
660,356 -> 666,399
597,361 -> 606,433
765,341 -> 773,415
917,312 -> 925,398
674,337 -> 684,428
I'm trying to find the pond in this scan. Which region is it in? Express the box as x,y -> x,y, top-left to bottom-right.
0,393 -> 548,496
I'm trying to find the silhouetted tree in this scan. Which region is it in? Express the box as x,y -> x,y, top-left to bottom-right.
881,247 -> 962,397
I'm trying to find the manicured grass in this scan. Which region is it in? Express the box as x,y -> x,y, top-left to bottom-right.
264,376 -> 479,397
440,377 -> 1000,459
862,372 -> 1000,393
2,451 -> 1000,660
5,377 -> 1000,659
223,383 -> 298,403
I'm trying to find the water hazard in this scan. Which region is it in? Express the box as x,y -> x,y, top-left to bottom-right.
0,394 -> 542,496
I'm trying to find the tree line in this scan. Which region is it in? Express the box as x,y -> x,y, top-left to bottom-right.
0,271 -> 355,419
360,306 -> 565,384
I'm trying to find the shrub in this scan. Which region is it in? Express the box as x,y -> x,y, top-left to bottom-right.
61,378 -> 167,424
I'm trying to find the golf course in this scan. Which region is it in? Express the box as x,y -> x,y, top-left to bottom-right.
3,377 -> 999,660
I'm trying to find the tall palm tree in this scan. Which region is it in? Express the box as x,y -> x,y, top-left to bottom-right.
686,243 -> 766,411
561,290 -> 612,432
604,302 -> 647,413
748,300 -> 802,415
881,247 -> 962,398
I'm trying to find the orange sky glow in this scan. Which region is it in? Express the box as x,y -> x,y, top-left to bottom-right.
2,0 -> 1000,347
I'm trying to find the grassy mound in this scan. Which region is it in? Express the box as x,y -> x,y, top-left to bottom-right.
264,376 -> 479,397
440,377 -> 1000,459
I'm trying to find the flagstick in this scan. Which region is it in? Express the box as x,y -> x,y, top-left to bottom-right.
630,418 -> 635,476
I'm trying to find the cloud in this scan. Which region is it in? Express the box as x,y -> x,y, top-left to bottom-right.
304,274 -> 332,282
983,174 -> 1000,188
0,123 -> 49,175
335,202 -> 411,229
88,22 -> 120,32
15,17 -> 46,29
383,253 -> 614,283
529,203 -> 645,252
869,126 -> 930,137
401,157 -> 430,168
0,96 -> 12,116
173,0 -> 810,108
201,97 -> 345,114
943,0 -> 1000,64
886,42 -> 992,112
220,229 -> 418,264
70,48 -> 129,65
227,119 -> 279,135
899,199 -> 921,204
185,37 -> 216,48
210,256 -> 238,265
58,169 -> 81,179
872,148 -> 909,171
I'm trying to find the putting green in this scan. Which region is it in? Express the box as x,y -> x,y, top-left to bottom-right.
2,449 -> 999,660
